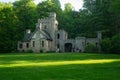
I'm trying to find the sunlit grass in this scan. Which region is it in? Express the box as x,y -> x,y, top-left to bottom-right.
0,53 -> 120,80
0,59 -> 120,68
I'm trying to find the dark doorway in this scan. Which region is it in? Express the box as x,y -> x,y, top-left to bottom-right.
65,43 -> 72,52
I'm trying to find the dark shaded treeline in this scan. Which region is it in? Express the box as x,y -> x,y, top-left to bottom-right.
0,0 -> 119,53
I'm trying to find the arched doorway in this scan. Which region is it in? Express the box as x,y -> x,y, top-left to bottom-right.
64,43 -> 72,52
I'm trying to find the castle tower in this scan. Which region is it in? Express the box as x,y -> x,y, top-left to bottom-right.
55,30 -> 68,52
49,12 -> 58,32
46,12 -> 58,51
34,12 -> 59,51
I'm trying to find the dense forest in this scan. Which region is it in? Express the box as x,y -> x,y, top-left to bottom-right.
0,0 -> 120,53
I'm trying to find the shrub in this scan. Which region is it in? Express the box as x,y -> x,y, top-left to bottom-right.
85,43 -> 99,53
40,49 -> 43,53
111,33 -> 120,54
46,51 -> 56,53
101,38 -> 111,53
24,50 -> 33,53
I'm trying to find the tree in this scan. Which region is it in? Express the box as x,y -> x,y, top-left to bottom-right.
37,0 -> 56,18
0,2 -> 18,52
109,0 -> 120,14
109,0 -> 120,35
79,0 -> 120,38
51,0 -> 61,8
111,33 -> 120,54
101,38 -> 111,53
13,0 -> 37,31
64,3 -> 73,13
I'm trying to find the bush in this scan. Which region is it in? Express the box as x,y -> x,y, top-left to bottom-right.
85,43 -> 99,53
40,49 -> 43,53
24,50 -> 33,53
46,51 -> 56,53
111,33 -> 120,54
101,38 -> 111,53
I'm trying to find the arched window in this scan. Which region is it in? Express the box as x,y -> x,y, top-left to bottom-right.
57,33 -> 60,39
33,41 -> 35,47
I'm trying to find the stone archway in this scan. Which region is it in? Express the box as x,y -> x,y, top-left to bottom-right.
64,43 -> 72,52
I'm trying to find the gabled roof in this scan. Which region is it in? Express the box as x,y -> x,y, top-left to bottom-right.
42,30 -> 52,41
21,30 -> 52,42
21,33 -> 33,42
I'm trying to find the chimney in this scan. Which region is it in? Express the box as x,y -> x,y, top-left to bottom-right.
26,29 -> 31,34
49,12 -> 56,19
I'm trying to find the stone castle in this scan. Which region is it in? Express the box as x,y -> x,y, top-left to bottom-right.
18,12 -> 101,52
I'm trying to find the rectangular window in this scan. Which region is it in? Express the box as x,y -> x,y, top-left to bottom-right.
19,44 -> 23,49
26,43 -> 29,48
33,41 -> 35,47
42,41 -> 44,47
96,42 -> 98,46
57,34 -> 60,39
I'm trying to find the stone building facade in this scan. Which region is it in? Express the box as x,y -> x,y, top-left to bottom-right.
18,12 -> 101,53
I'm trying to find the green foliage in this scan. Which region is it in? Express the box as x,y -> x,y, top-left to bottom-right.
101,38 -> 111,53
79,0 -> 120,38
85,43 -> 99,53
51,0 -> 61,8
0,2 -> 18,52
64,3 -> 73,13
101,33 -> 120,54
111,33 -> 120,54
0,0 -> 38,53
81,0 -> 120,53
109,0 -> 120,14
37,0 -> 56,18
13,0 -> 38,29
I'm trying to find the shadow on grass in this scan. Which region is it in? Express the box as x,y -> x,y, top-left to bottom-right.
0,53 -> 120,64
0,61 -> 120,80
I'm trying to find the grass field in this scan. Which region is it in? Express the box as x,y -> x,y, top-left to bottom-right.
0,53 -> 120,80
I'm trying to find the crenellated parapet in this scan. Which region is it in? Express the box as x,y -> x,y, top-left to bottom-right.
36,12 -> 57,23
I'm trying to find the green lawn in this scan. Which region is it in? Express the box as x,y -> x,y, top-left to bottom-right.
0,53 -> 120,80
